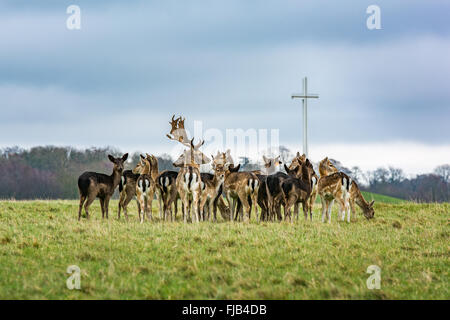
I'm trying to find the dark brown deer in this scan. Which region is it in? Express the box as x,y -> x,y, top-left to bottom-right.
78,153 -> 128,220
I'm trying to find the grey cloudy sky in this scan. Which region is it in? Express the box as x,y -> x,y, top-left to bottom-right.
0,0 -> 449,174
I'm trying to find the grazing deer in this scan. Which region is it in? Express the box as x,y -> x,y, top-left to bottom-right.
318,157 -> 374,221
78,153 -> 128,220
282,160 -> 315,221
118,155 -> 147,220
175,138 -> 210,223
288,153 -> 318,219
135,155 -> 155,223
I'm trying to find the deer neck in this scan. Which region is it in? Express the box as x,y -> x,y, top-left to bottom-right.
151,162 -> 159,180
141,162 -> 151,175
353,184 -> 369,211
111,168 -> 122,188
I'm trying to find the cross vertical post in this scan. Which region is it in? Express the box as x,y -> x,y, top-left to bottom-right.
291,77 -> 319,158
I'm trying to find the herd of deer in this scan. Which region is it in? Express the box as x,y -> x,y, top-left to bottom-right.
77,115 -> 375,223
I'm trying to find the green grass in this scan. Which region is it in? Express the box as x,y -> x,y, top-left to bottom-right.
0,199 -> 448,299
361,192 -> 404,204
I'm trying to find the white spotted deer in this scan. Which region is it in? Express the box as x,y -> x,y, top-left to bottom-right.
135,155 -> 156,223
319,157 -> 374,222
174,138 -> 210,223
223,167 -> 259,223
78,153 -> 128,220
167,115 -> 211,223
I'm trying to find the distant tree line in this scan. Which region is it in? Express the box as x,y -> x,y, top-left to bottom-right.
330,160 -> 449,203
0,146 -> 448,202
0,146 -> 176,200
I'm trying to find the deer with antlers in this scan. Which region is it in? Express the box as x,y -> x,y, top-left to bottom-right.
167,115 -> 210,223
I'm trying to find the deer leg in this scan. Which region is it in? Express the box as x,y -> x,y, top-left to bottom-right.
137,192 -> 145,224
350,199 -> 356,221
327,199 -> 334,223
149,188 -> 155,221
84,193 -> 96,220
99,197 -> 105,219
303,201 -> 308,221
157,190 -> 163,220
320,196 -> 327,223
78,194 -> 86,221
104,195 -> 112,219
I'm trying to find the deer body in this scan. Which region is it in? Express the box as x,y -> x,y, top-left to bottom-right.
176,165 -> 202,223
135,157 -> 155,223
317,172 -> 352,223
318,157 -> 374,222
157,170 -> 180,221
78,154 -> 128,220
223,171 -> 259,222
282,160 -> 314,221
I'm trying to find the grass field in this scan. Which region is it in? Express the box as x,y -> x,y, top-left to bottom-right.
0,198 -> 448,299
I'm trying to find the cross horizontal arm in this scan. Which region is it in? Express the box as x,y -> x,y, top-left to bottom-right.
291,94 -> 319,99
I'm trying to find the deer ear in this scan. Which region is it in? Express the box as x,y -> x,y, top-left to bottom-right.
122,153 -> 128,161
296,152 -> 300,157
284,164 -> 290,173
108,155 -> 115,162
369,200 -> 375,207
140,154 -> 145,160
263,155 -> 268,163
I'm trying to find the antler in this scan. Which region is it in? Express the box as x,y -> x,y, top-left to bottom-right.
166,114 -> 191,147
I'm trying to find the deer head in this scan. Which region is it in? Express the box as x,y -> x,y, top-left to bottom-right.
319,157 -> 338,176
108,153 -> 128,174
173,138 -> 210,167
167,114 -> 190,145
364,200 -> 375,219
289,153 -> 306,170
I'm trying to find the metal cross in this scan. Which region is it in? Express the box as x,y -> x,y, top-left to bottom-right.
291,77 -> 319,158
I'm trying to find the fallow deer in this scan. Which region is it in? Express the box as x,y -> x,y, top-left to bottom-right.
135,155 -> 155,223
199,154 -> 228,222
318,157 -> 374,221
317,171 -> 352,223
78,153 -> 128,220
223,168 -> 259,222
282,160 -> 314,221
174,138 -> 210,223
288,153 -> 318,219
118,155 -> 147,220
156,170 -> 180,221
256,155 -> 283,221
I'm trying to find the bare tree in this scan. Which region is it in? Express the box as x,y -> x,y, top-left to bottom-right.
434,164 -> 450,183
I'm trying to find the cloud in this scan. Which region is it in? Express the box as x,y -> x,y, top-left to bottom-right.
0,0 -> 449,174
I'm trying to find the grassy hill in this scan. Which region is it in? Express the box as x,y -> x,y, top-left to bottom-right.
0,200 -> 448,299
